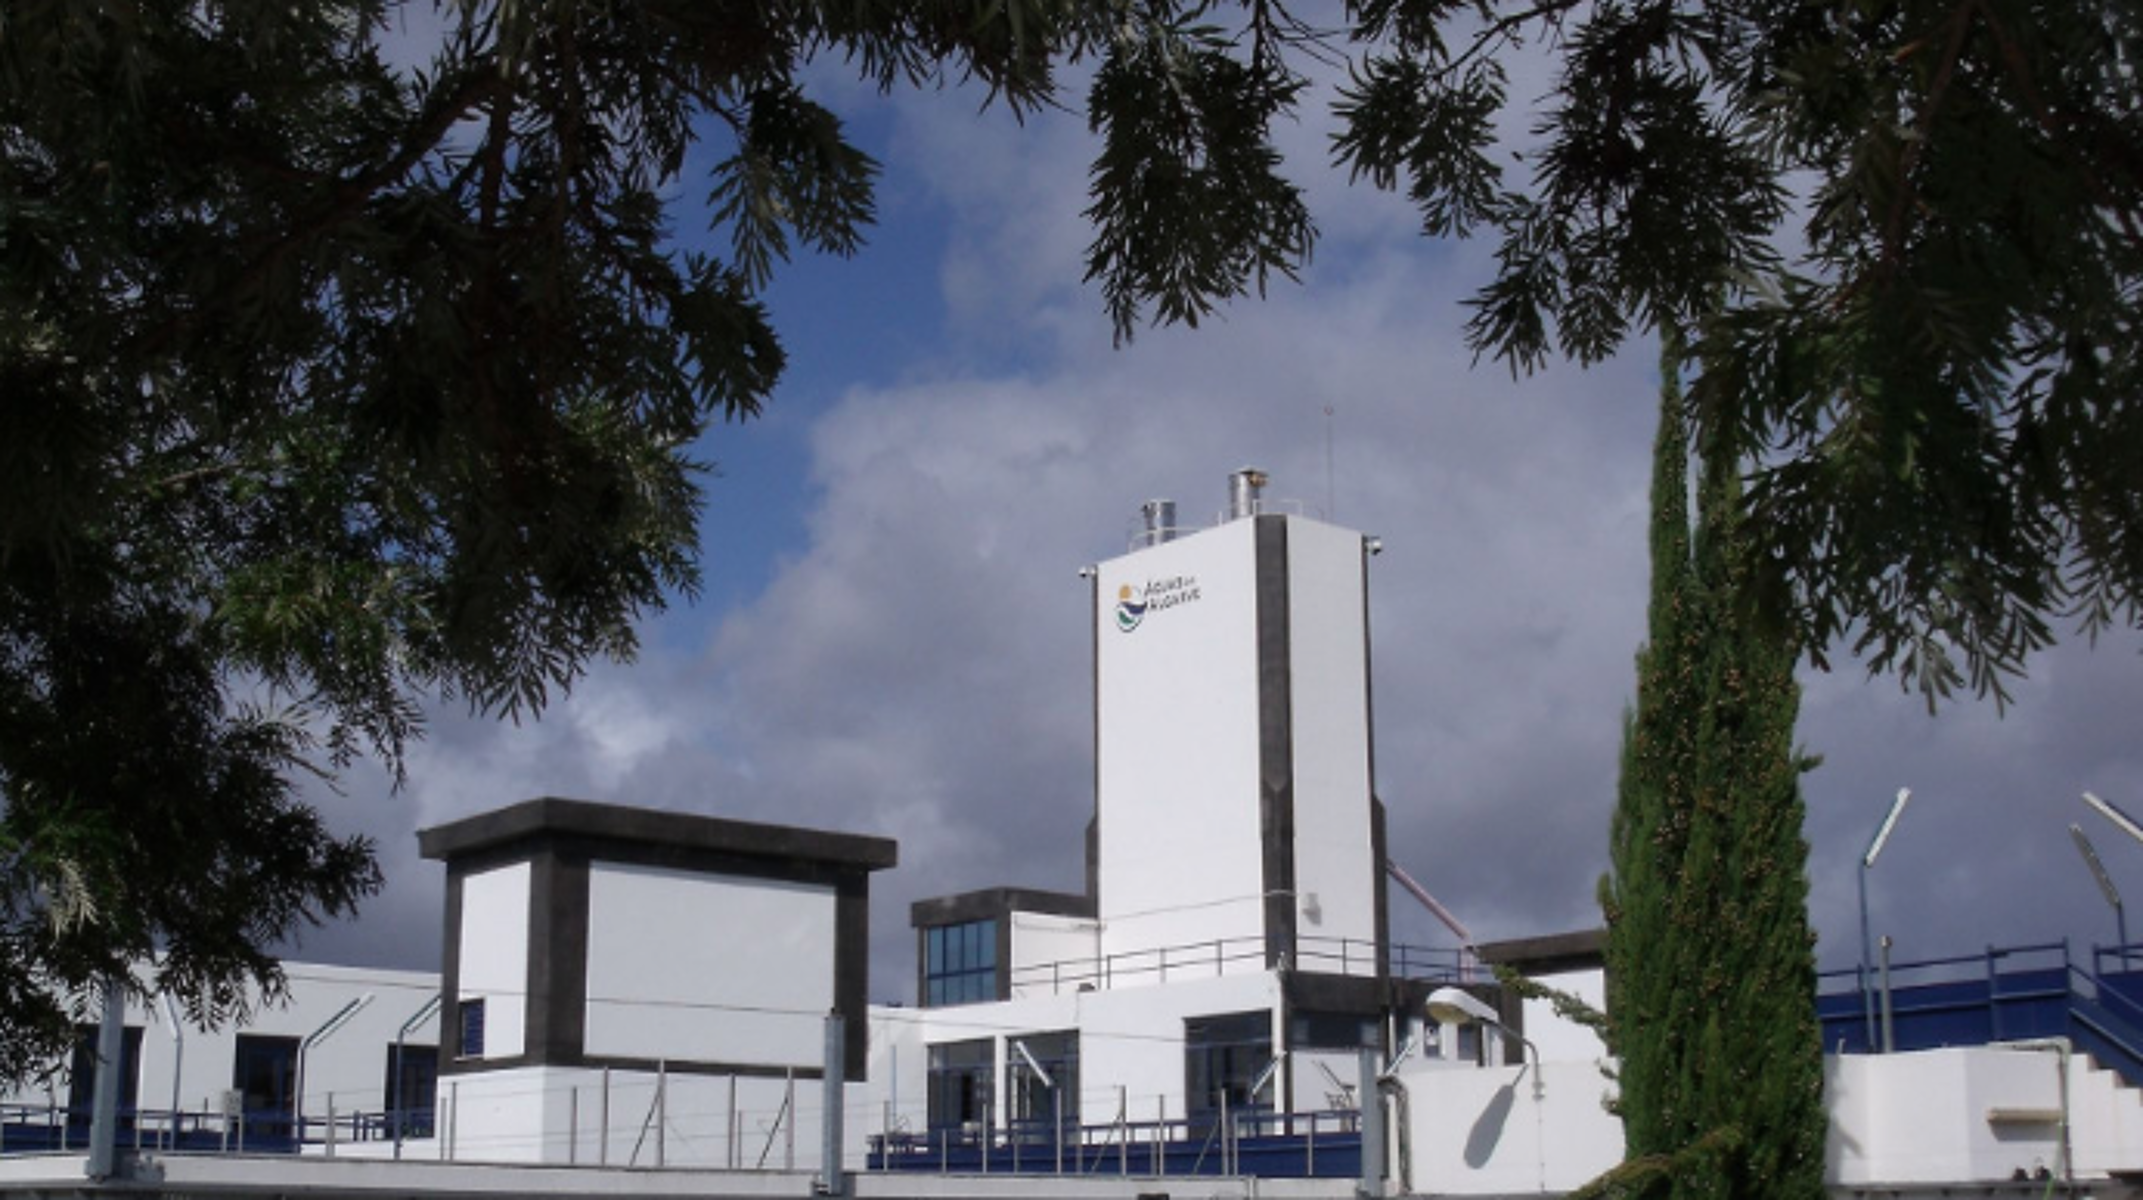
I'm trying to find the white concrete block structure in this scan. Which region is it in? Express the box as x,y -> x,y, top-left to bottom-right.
879,470 -> 1470,1167
416,798 -> 895,1165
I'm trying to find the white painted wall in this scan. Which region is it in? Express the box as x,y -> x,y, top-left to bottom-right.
868,972 -> 1286,1140
427,1063 -> 821,1167
458,862 -> 531,1061
1825,1044 -> 2143,1186
1282,517 -> 1378,974
582,864 -> 834,1069
0,961 -> 440,1148
1007,913 -> 1101,998
1095,520 -> 1267,970
1521,967 -> 1609,1065
1402,1058 -> 1623,1195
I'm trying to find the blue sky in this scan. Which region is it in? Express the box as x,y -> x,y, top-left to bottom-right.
288,43 -> 2143,1005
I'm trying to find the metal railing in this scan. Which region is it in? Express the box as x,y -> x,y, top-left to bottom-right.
1814,939 -> 2143,1085
868,1106 -> 1362,1178
1004,935 -> 1467,999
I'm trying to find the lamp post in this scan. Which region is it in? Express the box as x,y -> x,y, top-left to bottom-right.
1426,987 -> 1542,1097
2083,792 -> 2143,970
1858,787 -> 1913,1051
2070,823 -> 2128,970
1427,987 -> 1546,1193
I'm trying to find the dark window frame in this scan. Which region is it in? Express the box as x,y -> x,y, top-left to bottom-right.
457,998 -> 487,1060
384,1043 -> 439,1139
1185,1011 -> 1275,1132
1007,1030 -> 1078,1142
922,919 -> 999,1008
232,1033 -> 301,1144
925,1038 -> 995,1135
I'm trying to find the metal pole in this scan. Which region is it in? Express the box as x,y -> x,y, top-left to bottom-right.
1153,1094 -> 1163,1176
86,977 -> 125,1181
600,1066 -> 611,1166
1879,935 -> 1897,1053
1220,1089 -> 1231,1176
163,994 -> 184,1152
656,1059 -> 668,1168
326,1093 -> 337,1157
1357,1046 -> 1384,1198
821,1014 -> 847,1198
1858,862 -> 1875,1049
569,1087 -> 579,1164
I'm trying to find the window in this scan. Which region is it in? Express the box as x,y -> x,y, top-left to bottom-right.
926,1039 -> 994,1134
457,998 -> 486,1059
1290,1010 -> 1378,1050
232,1034 -> 300,1144
1185,1011 -> 1274,1133
1008,1031 -> 1078,1142
66,1024 -> 143,1127
922,919 -> 998,1007
383,1044 -> 438,1139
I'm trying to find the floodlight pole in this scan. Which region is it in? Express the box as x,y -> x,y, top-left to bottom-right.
1859,788 -> 1912,1051
2080,792 -> 2143,970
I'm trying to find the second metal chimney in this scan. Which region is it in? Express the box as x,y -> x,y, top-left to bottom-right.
1227,467 -> 1268,521
1138,499 -> 1178,547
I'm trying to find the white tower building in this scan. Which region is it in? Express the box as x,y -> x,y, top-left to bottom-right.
1092,468 -> 1385,977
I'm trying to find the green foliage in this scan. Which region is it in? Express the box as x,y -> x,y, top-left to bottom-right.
1083,9 -> 1317,344
1078,0 -> 2143,706
0,0 -> 1111,1082
1592,337 -> 1826,1200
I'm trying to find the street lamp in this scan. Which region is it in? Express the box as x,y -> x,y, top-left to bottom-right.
2082,792 -> 2143,969
1858,787 -> 1913,1051
1426,987 -> 1542,1098
2084,791 -> 2143,846
2070,823 -> 2128,969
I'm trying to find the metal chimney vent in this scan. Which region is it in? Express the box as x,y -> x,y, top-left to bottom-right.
1227,467 -> 1269,521
1137,499 -> 1178,548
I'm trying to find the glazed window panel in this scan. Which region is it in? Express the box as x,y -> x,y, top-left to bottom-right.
922,918 -> 998,1007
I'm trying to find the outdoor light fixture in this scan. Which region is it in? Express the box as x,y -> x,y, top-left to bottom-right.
1425,986 -> 1500,1027
294,993 -> 374,1140
2070,823 -> 2128,966
1858,787 -> 1912,1050
1011,1040 -> 1055,1091
1425,987 -> 1542,1098
2085,792 -> 2143,847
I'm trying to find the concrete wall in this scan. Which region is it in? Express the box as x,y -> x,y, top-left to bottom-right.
1282,518 -> 1378,973
1095,519 -> 1266,969
1401,1058 -> 1623,1195
426,1064 -> 827,1168
1522,967 -> 1609,1065
0,962 -> 440,1144
583,864 -> 834,1067
458,862 -> 530,1061
1826,1044 -> 2143,1186
1007,914 -> 1101,999
869,972 -> 1285,1142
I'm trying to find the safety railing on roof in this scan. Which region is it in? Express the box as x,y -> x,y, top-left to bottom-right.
1814,939 -> 2143,1086
1004,935 -> 1468,998
0,1101 -> 434,1156
869,1105 -> 1362,1178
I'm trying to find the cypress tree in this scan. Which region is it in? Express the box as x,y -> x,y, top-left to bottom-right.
1595,333 -> 1827,1200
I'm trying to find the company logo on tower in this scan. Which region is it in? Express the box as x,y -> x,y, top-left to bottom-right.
1114,574 -> 1201,632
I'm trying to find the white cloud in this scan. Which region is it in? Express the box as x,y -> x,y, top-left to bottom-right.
287,42 -> 2143,1013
